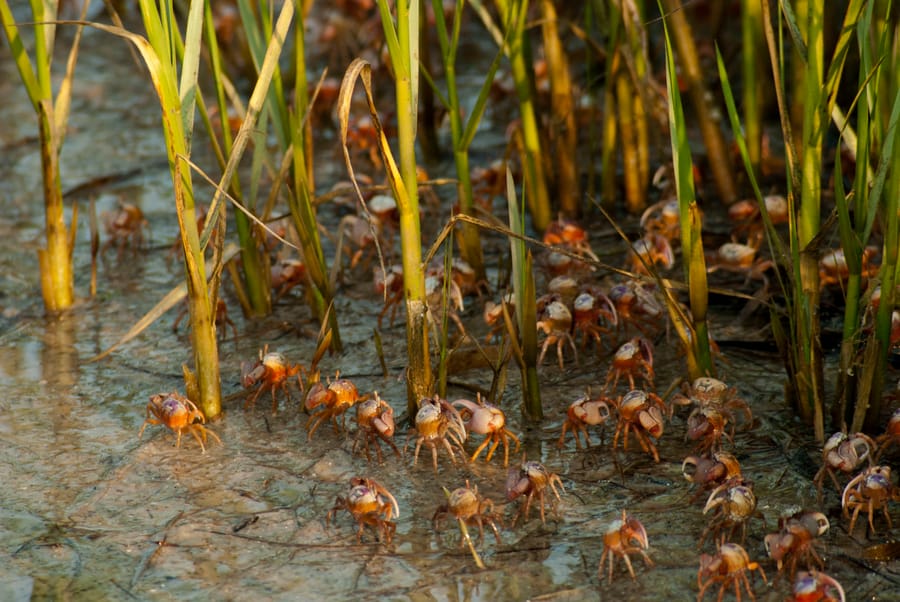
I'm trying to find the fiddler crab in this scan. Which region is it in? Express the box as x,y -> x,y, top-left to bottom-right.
506,458 -> 565,525
640,198 -> 681,243
682,452 -> 743,502
819,247 -> 878,290
483,293 -> 514,343
433,480 -> 503,547
598,511 -> 653,582
697,542 -> 767,602
305,372 -> 368,439
172,297 -> 238,342
612,389 -> 666,463
240,345 -> 304,413
812,431 -> 876,500
558,392 -> 613,449
352,392 -> 399,462
701,478 -> 759,547
604,337 -> 655,393
102,202 -> 148,255
542,215 -> 598,261
139,392 -> 221,453
338,211 -> 382,273
670,377 -> 754,433
728,194 -> 789,241
765,510 -> 829,578
626,232 -> 675,276
326,476 -> 399,544
452,394 -> 520,466
875,407 -> 900,461
789,571 -> 845,602
374,264 -> 405,328
407,395 -> 467,471
572,286 -> 618,351
536,298 -> 577,370
706,238 -> 774,286
608,280 -> 666,338
686,406 -> 732,454
270,257 -> 307,300
841,465 -> 898,536
424,269 -> 467,341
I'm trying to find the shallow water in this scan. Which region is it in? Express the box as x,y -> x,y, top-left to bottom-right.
2,12 -> 900,602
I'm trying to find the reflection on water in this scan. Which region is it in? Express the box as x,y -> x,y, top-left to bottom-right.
41,314 -> 79,391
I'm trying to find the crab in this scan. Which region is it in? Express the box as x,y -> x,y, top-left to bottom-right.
407,395 -> 467,471
841,465 -> 898,535
789,571 -> 846,602
812,431 -> 876,500
875,407 -> 900,461
572,288 -> 618,351
305,372 -> 369,439
682,452 -> 743,502
697,542 -> 767,602
172,297 -> 238,342
326,476 -> 399,544
626,232 -> 675,276
701,478 -> 758,546
433,480 -> 503,547
604,337 -> 655,393
374,263 -> 405,328
558,393 -> 613,449
102,202 -> 148,255
424,270 -> 467,341
598,511 -> 654,582
452,394 -> 520,466
339,212 -> 382,272
542,215 -> 597,260
819,247 -> 878,290
670,377 -> 753,432
270,258 -> 307,300
764,510 -> 829,578
728,194 -> 789,242
353,392 -> 399,462
706,240 -> 774,285
138,392 -> 221,453
506,459 -> 565,525
240,346 -> 304,413
608,280 -> 666,337
686,406 -> 732,453
483,293 -> 514,343
536,299 -> 577,369
612,389 -> 666,463
640,198 -> 681,242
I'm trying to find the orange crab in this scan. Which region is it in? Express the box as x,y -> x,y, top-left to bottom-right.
604,337 -> 655,393
598,511 -> 654,582
407,395 -> 468,471
698,542 -> 767,602
558,393 -> 613,449
352,392 -> 399,462
102,202 -> 148,255
240,346 -> 304,413
506,458 -> 564,525
764,511 -> 829,578
305,372 -> 368,439
452,394 -> 520,466
326,476 -> 399,544
433,480 -> 503,547
138,392 -> 221,453
612,389 -> 666,463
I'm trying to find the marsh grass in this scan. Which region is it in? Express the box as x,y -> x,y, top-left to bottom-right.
0,0 -> 87,312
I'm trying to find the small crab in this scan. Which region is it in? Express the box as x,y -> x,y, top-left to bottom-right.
682,452 -> 743,501
842,465 -> 897,536
875,407 -> 900,461
813,431 -> 876,500
452,394 -> 520,466
424,270 -> 467,340
701,478 -> 758,546
608,280 -> 666,338
506,458 -> 564,525
765,510 -> 829,578
789,571 -> 846,602
102,202 -> 148,254
612,389 -> 666,463
270,257 -> 307,299
542,215 -> 597,260
326,476 -> 399,544
353,392 -> 399,462
483,293 -> 514,343
240,346 -> 304,413
819,247 -> 878,290
640,198 -> 681,242
433,480 -> 503,547
598,511 -> 654,582
706,240 -> 774,285
339,213 -> 382,272
374,264 -> 405,328
604,337 -> 655,393
305,372 -> 369,439
670,377 -> 753,432
626,232 -> 675,276
407,395 -> 467,471
536,299 -> 577,369
698,542 -> 767,602
572,288 -> 618,351
172,297 -> 238,342
558,393 -> 613,449
139,392 -> 221,453
686,406 -> 732,453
